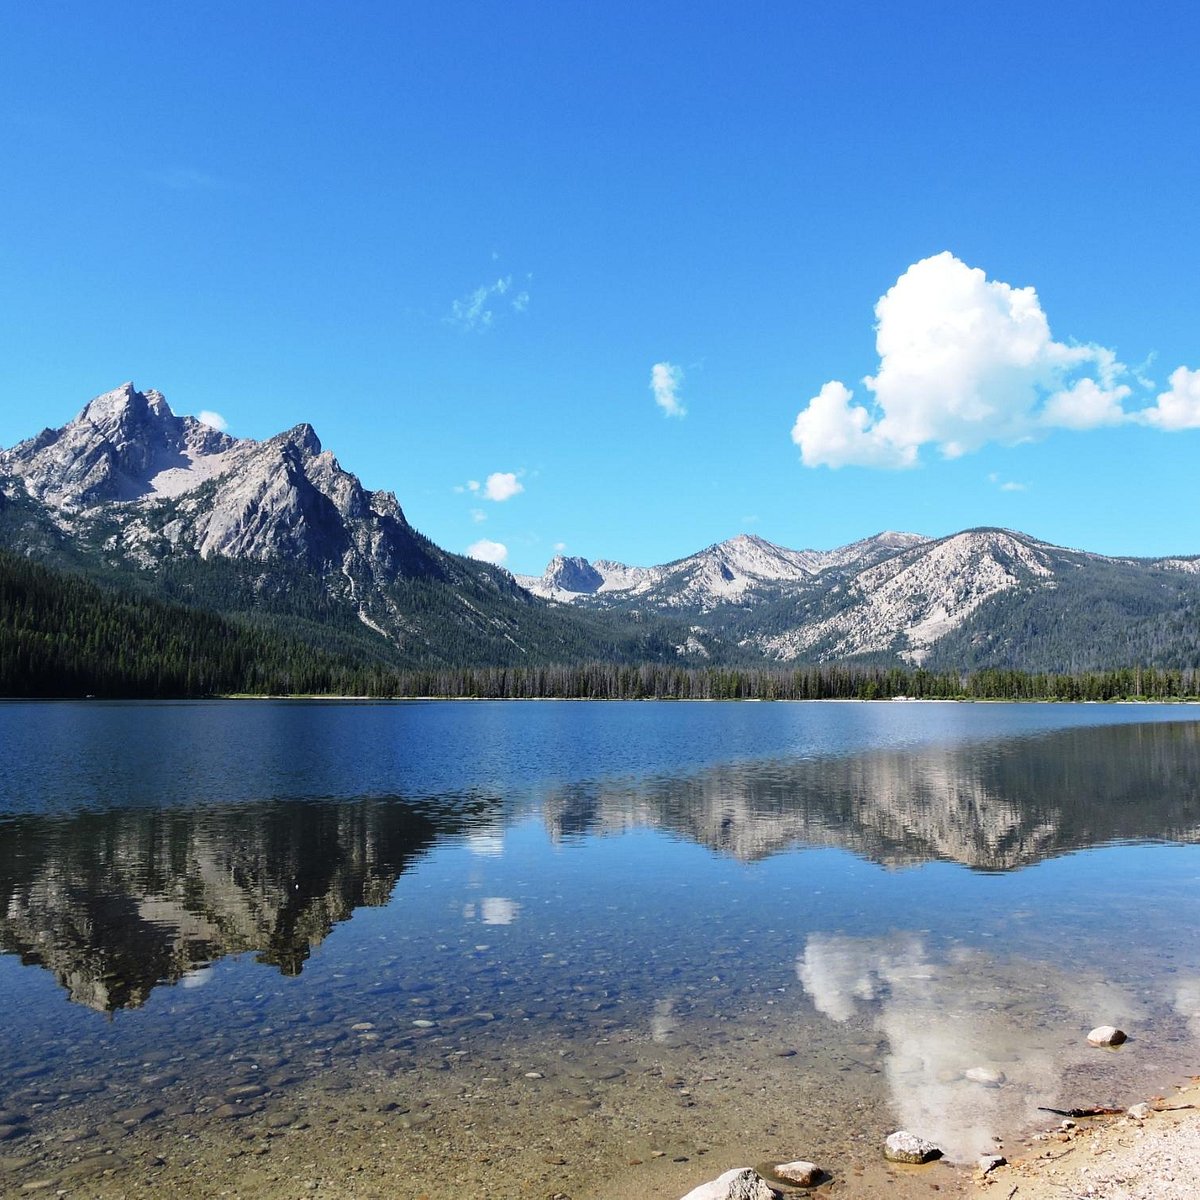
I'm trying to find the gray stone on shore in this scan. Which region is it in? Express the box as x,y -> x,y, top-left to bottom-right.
884,1131 -> 943,1164
773,1160 -> 822,1186
978,1154 -> 1007,1174
679,1166 -> 780,1200
1087,1025 -> 1127,1046
1128,1102 -> 1153,1119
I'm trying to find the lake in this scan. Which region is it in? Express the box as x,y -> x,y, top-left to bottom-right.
2,699 -> 1200,1199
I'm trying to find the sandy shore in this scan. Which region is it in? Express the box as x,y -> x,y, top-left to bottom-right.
972,1078 -> 1200,1200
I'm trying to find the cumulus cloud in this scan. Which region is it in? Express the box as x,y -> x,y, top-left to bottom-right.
466,539 -> 508,565
470,508 -> 486,523
1137,366 -> 1200,430
483,471 -> 524,502
197,409 -> 229,431
789,252 -> 1192,468
1041,376 -> 1130,430
651,361 -> 686,418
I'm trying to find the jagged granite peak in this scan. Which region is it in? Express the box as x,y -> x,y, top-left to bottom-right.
543,554 -> 605,594
0,384 -> 472,640
2,382 -> 244,510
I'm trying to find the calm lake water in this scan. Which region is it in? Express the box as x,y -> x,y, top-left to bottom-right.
2,700 -> 1200,1197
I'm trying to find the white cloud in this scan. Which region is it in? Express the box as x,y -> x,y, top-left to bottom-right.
483,471 -> 524,502
480,897 -> 521,925
1041,376 -> 1130,430
1137,366 -> 1200,430
447,273 -> 531,330
651,361 -> 686,418
467,538 -> 508,565
470,508 -> 487,523
197,409 -> 229,431
790,252 -> 1149,468
553,541 -> 567,552
791,381 -> 909,467
987,472 -> 1028,491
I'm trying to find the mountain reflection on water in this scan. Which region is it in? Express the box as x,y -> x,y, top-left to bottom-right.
2,719 -> 1200,1012
0,797 -> 479,1011
545,718 -> 1200,868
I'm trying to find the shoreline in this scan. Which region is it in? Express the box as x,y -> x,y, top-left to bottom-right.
7,693 -> 1200,705
970,1076 -> 1200,1200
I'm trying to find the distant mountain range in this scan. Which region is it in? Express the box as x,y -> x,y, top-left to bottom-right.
517,527 -> 1200,669
4,382 -> 1200,674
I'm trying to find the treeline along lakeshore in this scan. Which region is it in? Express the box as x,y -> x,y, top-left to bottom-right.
4,550 -> 1198,702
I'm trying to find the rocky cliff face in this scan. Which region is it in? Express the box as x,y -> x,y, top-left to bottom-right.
1,383 -> 421,580
4,383 -> 242,510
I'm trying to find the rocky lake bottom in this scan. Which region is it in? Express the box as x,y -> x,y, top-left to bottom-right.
3,700 -> 1200,1198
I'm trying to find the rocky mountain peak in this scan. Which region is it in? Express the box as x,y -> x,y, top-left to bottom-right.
276,422 -> 322,458
1,382 -> 242,510
543,554 -> 604,594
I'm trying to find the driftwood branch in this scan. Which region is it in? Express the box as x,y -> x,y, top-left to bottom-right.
1038,1105 -> 1124,1118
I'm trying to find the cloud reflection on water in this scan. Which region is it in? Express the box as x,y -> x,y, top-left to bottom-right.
797,931 -> 1150,1161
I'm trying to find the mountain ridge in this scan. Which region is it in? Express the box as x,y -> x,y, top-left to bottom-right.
4,383 -> 1200,674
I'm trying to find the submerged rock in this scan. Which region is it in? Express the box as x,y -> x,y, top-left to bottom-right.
680,1166 -> 780,1200
964,1066 -> 1006,1087
772,1160 -> 822,1186
1087,1025 -> 1127,1047
884,1131 -> 943,1164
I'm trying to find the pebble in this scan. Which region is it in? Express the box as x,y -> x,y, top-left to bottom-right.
213,1103 -> 262,1120
884,1131 -> 943,1164
772,1160 -> 821,1186
978,1154 -> 1007,1174
412,1019 -> 437,1028
964,1066 -> 1006,1087
1127,1102 -> 1153,1120
1086,1025 -> 1127,1047
113,1104 -> 162,1127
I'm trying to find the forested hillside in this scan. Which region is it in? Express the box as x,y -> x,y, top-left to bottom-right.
5,550 -> 1199,701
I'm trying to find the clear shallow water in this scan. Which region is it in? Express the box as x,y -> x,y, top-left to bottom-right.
2,700 -> 1200,1196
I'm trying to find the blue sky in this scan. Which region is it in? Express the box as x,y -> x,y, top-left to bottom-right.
2,2 -> 1198,573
